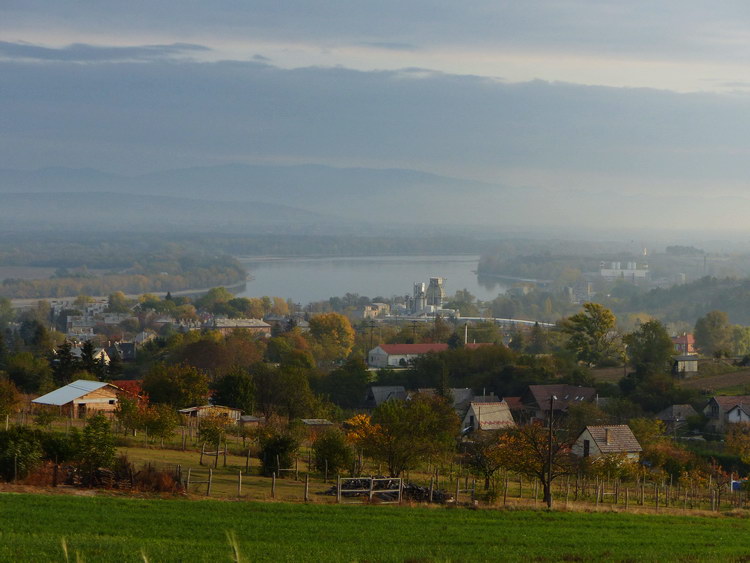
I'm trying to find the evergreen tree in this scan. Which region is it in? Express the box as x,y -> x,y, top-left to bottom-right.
51,341 -> 79,386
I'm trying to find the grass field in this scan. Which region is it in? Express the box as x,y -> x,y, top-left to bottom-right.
3,493 -> 750,562
679,369 -> 750,393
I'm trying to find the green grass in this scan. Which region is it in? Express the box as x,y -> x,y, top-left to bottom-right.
3,493 -> 750,562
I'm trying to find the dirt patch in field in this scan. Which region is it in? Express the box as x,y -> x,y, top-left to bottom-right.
590,367 -> 626,384
679,369 -> 750,392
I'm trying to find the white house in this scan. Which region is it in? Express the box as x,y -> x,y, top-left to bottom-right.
367,343 -> 448,368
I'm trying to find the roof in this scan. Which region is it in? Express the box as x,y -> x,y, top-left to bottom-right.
418,388 -> 475,410
655,404 -> 699,421
503,396 -> 524,411
377,343 -> 448,355
213,318 -> 271,329
301,419 -> 334,426
465,401 -> 515,430
464,343 -> 494,350
366,386 -> 407,406
526,384 -> 597,411
708,395 -> 750,412
32,380 -> 115,406
582,425 -> 642,454
239,415 -> 265,423
178,405 -> 242,413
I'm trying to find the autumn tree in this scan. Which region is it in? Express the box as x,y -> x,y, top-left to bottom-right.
308,312 -> 355,363
78,413 -> 116,475
493,422 -> 576,508
562,302 -> 619,366
464,431 -> 505,490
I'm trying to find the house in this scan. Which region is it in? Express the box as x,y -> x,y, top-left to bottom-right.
178,405 -> 242,424
367,343 -> 448,368
655,404 -> 699,434
672,333 -> 696,355
462,401 -> 515,432
364,386 -> 408,408
522,384 -> 597,422
417,388 -> 475,414
673,354 -> 699,377
32,380 -> 121,418
572,425 -> 642,460
71,346 -> 110,365
209,318 -> 272,337
703,396 -> 750,432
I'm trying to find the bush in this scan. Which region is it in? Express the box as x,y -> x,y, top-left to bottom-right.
312,428 -> 354,475
258,431 -> 299,476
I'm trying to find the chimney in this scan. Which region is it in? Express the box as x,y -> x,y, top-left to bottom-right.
605,428 -> 612,445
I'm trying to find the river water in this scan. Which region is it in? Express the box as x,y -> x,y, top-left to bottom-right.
235,255 -> 509,305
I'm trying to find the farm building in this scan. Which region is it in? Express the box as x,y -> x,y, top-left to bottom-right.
572,425 -> 642,460
367,343 -> 448,368
461,401 -> 515,432
179,405 -> 242,424
32,380 -> 120,418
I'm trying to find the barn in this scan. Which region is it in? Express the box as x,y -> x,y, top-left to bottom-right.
32,379 -> 121,418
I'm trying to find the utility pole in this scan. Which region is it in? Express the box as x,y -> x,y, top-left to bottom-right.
546,394 -> 557,509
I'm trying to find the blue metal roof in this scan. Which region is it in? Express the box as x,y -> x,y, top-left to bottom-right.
32,380 -> 112,406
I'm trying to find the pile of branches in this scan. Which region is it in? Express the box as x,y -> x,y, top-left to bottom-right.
318,477 -> 452,504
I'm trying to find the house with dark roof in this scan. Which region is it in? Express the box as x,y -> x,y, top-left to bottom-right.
704,396 -> 750,432
522,384 -> 597,422
367,343 -> 448,368
655,404 -> 699,434
461,401 -> 515,432
364,386 -> 408,408
572,425 -> 642,460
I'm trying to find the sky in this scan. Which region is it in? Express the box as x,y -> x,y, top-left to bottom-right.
3,1 -> 750,226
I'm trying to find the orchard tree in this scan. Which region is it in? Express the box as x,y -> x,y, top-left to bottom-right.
312,428 -> 355,475
78,413 -> 116,475
624,320 -> 674,376
694,310 -> 732,357
493,422 -> 576,508
353,394 -> 459,477
464,431 -> 505,490
562,303 -> 619,366
0,378 -> 21,417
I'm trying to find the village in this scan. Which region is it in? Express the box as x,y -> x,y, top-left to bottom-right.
2,277 -> 750,516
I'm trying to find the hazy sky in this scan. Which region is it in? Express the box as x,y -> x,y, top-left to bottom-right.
3,2 -> 750,205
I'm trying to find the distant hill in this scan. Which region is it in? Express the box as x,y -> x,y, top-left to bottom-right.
5,163 -> 750,235
0,191 -> 329,233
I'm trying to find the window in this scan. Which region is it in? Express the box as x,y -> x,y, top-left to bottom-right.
583,439 -> 590,458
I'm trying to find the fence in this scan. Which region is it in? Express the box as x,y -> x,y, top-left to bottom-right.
336,476 -> 403,504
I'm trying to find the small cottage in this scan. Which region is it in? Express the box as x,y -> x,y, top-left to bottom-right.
462,401 -> 515,432
572,425 -> 642,460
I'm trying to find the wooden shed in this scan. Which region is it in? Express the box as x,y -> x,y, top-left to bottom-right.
32,379 -> 120,418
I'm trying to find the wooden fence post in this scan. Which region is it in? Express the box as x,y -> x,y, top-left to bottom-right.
200,443 -> 205,466
206,468 -> 213,497
455,478 -> 460,504
304,473 -> 310,502
223,440 -> 227,468
429,475 -> 434,503
272,472 -> 276,499
503,473 -> 509,506
237,470 -> 242,498
336,475 -> 341,503
186,468 -> 191,492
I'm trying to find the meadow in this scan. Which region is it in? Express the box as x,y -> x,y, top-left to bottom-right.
2,493 -> 750,562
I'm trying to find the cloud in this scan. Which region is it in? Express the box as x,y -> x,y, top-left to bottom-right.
3,54 -> 750,199
0,41 -> 210,62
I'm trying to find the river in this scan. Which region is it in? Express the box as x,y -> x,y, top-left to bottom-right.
234,255 -> 509,305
